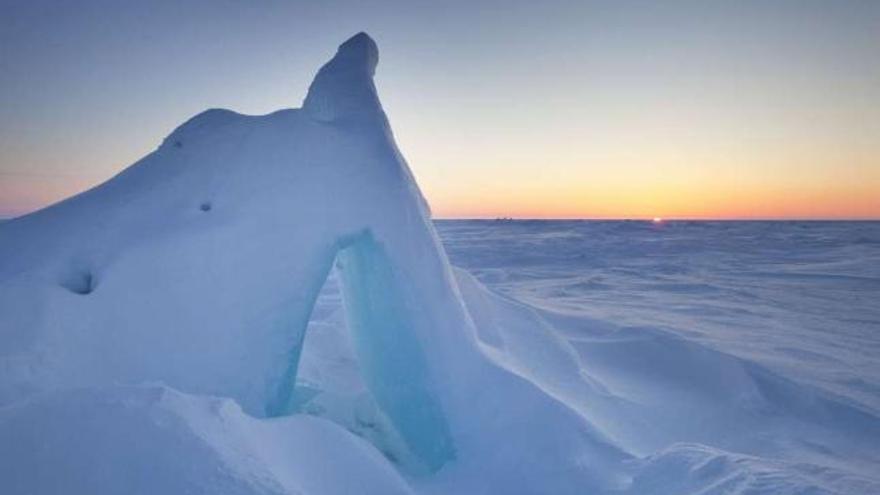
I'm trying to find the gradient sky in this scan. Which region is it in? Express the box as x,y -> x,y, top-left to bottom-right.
1,0 -> 878,219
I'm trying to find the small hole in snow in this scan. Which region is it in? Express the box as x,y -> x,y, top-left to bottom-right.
200,202 -> 212,212
173,140 -> 183,148
60,270 -> 95,295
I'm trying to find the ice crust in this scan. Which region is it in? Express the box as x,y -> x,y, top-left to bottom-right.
1,34 -> 878,494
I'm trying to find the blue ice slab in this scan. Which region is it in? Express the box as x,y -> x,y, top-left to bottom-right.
336,231 -> 455,472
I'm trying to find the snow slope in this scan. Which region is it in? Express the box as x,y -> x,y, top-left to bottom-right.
2,34 -> 878,494
440,220 -> 880,493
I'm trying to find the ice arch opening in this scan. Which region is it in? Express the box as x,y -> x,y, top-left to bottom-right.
272,231 -> 455,473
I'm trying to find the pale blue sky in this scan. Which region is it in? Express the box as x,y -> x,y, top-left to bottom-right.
1,0 -> 878,218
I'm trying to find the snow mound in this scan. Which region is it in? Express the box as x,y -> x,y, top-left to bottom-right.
0,385 -> 412,495
0,32 -> 627,492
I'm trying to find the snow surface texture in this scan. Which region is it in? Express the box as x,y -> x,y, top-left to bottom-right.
1,34 -> 878,494
437,220 -> 880,493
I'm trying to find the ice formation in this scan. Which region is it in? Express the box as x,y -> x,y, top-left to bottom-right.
0,32 -> 613,493
1,34 -> 878,494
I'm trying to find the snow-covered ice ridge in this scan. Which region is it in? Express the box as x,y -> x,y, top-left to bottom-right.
0,34 -> 878,494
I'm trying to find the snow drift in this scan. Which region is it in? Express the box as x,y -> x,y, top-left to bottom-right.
1,34 -> 878,494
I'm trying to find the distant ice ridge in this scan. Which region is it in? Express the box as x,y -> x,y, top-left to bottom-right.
1,34 -> 879,495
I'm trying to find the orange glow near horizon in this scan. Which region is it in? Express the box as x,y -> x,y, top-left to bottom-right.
423,174 -> 880,221
3,100 -> 879,221
406,126 -> 880,221
3,167 -> 878,221
428,193 -> 880,220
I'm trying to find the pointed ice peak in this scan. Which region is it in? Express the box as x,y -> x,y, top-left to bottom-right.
303,32 -> 385,125
334,32 -> 379,76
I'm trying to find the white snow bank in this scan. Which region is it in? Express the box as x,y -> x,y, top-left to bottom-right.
453,265 -> 880,494
0,385 -> 413,495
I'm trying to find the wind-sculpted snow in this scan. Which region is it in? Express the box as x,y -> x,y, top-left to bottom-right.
0,32 -> 467,475
2,34 -> 879,494
439,220 -> 880,493
0,385 -> 414,495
